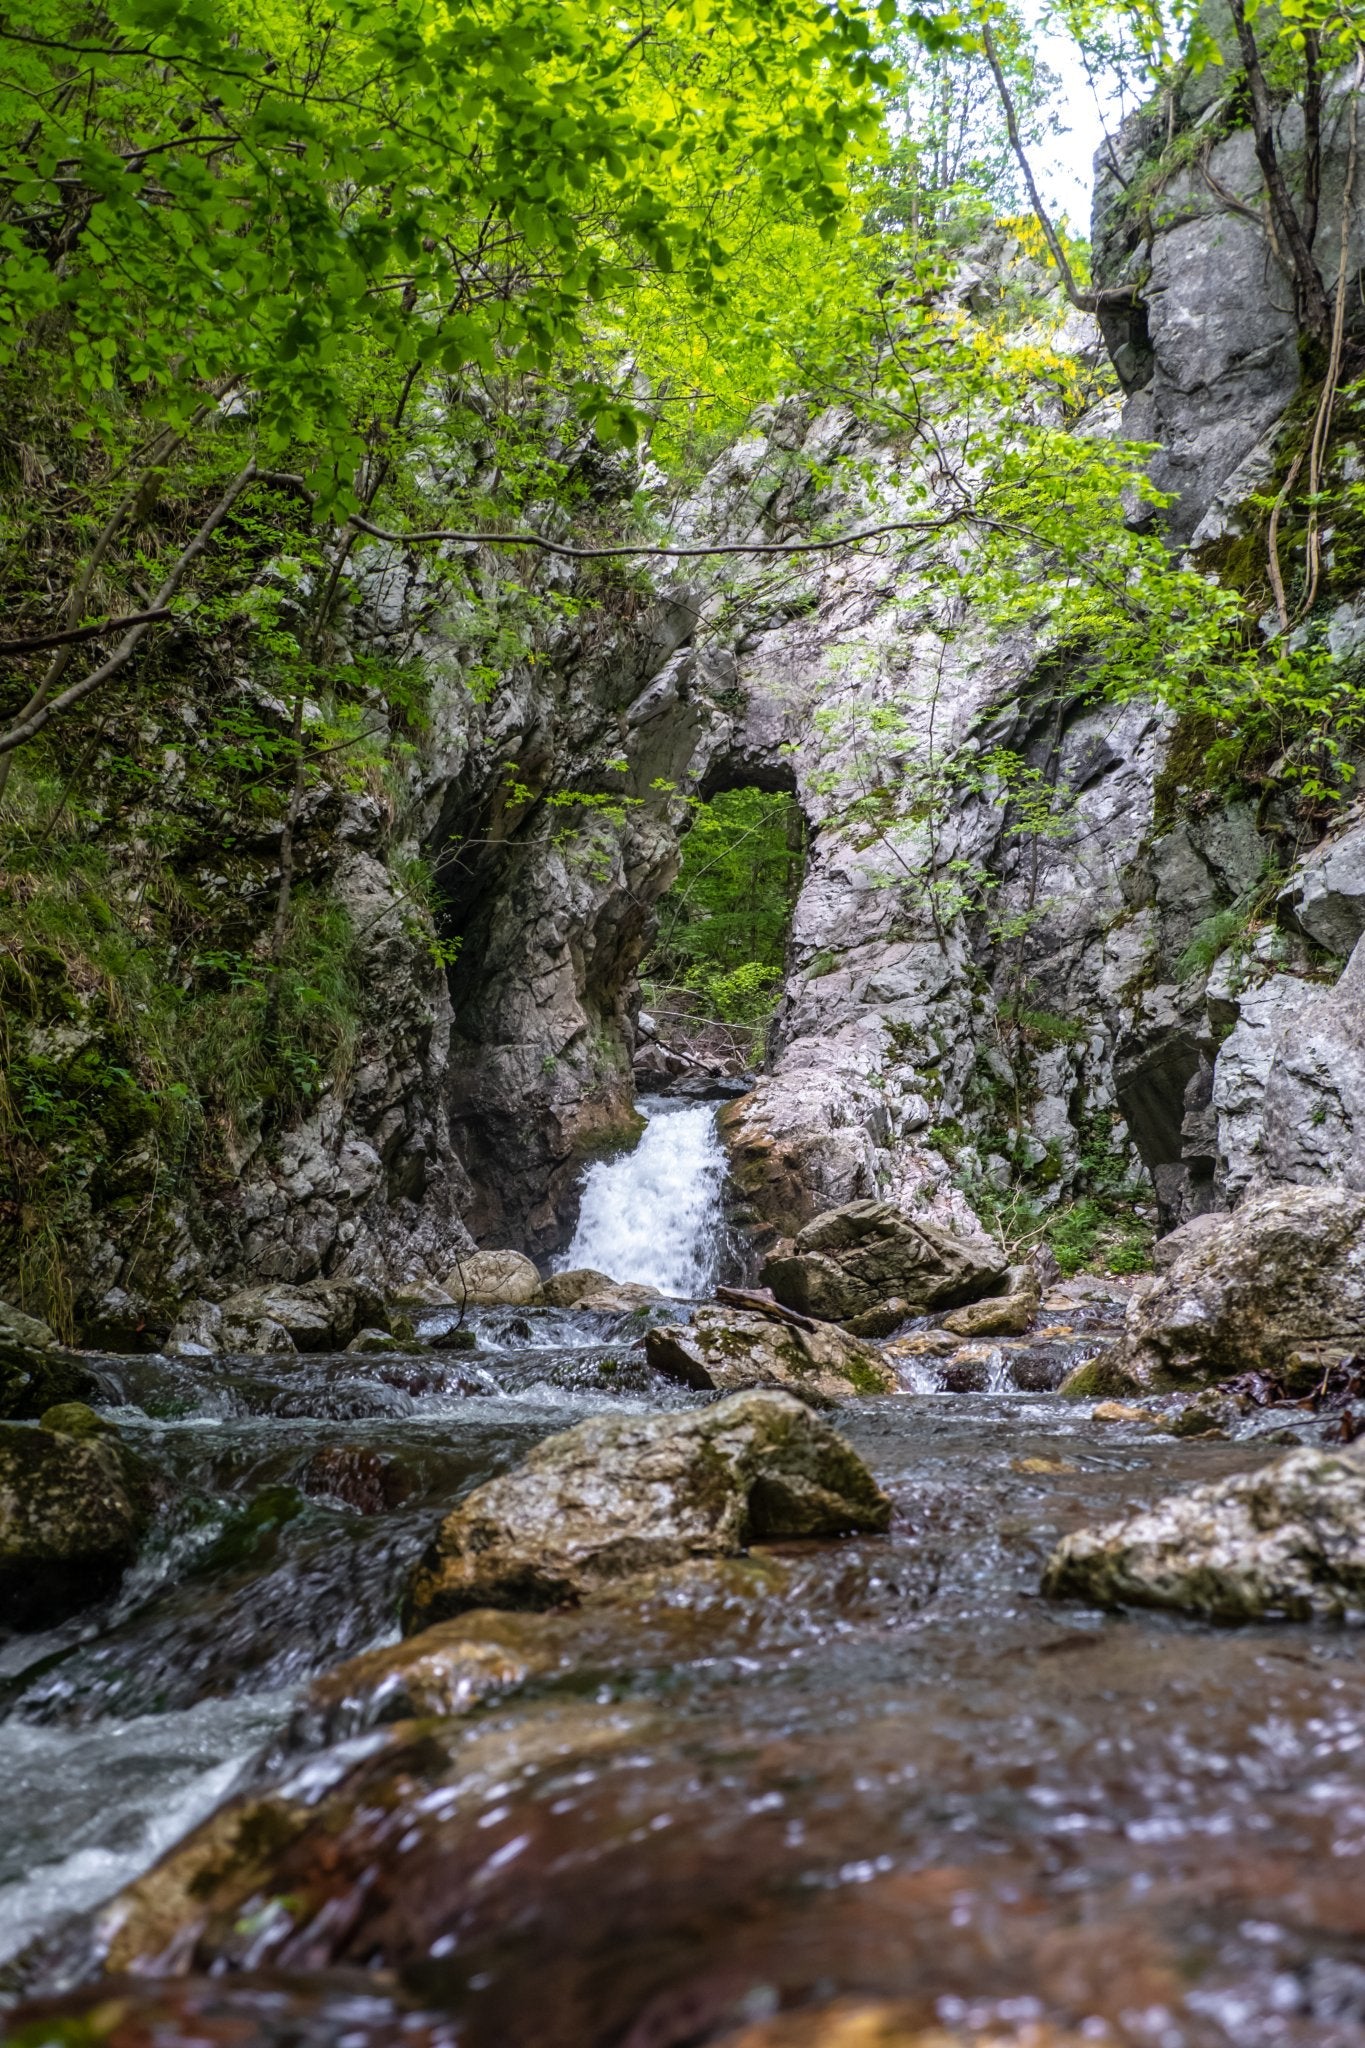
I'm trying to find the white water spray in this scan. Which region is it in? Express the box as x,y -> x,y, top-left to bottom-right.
560,1095 -> 727,1297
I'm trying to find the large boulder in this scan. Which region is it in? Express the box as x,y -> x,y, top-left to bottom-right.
441,1248 -> 544,1307
1114,1184 -> 1365,1388
216,1276 -> 387,1354
645,1308 -> 893,1398
761,1200 -> 1006,1328
0,1421 -> 145,1628
403,1389 -> 890,1629
1042,1446 -> 1365,1622
0,1298 -> 100,1419
540,1266 -> 616,1307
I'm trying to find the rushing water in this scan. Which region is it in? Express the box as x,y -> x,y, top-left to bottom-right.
4,1154 -> 1365,2042
560,1094 -> 728,1295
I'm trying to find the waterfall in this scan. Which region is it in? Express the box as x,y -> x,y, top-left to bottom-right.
559,1095 -> 727,1297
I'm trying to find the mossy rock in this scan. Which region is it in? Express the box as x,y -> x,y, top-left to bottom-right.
1057,1352 -> 1139,1399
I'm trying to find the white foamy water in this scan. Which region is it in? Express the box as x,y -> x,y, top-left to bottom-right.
0,1692 -> 287,1965
560,1095 -> 726,1297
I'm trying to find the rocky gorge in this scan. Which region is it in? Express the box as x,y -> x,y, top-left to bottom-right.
5,29 -> 1365,2048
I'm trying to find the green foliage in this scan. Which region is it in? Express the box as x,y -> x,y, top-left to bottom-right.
644,787 -> 802,1026
0,769 -> 367,1328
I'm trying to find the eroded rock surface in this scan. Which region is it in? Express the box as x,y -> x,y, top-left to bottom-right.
1043,1446 -> 1365,1621
403,1389 -> 889,1628
645,1307 -> 893,1398
1114,1185 -> 1365,1388
762,1200 -> 1005,1328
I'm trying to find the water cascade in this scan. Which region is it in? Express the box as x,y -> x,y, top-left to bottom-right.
559,1095 -> 727,1296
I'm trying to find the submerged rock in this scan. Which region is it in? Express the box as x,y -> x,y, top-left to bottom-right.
442,1248 -> 544,1307
646,1308 -> 893,1398
403,1388 -> 890,1629
1114,1184 -> 1365,1388
761,1200 -> 1005,1328
0,1422 -> 145,1628
0,1297 -> 100,1419
296,1558 -> 794,1745
1042,1445 -> 1365,1621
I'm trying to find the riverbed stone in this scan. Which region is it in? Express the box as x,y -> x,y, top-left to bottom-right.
403,1388 -> 890,1629
0,1297 -> 100,1419
646,1308 -> 893,1398
1042,1445 -> 1365,1621
540,1266 -> 617,1306
441,1248 -> 544,1306
0,1422 -> 144,1628
346,1326 -> 407,1354
218,1276 -> 388,1353
1113,1183 -> 1365,1388
939,1290 -> 1036,1338
761,1200 -> 1006,1326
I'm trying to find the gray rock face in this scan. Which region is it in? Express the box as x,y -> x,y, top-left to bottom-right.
1279,809 -> 1365,959
761,1200 -> 1005,1326
1114,1185 -> 1365,1387
1043,1447 -> 1365,1621
1092,74 -> 1364,540
1212,937 -> 1365,1202
0,1423 -> 144,1628
403,1389 -> 890,1628
644,1308 -> 893,1398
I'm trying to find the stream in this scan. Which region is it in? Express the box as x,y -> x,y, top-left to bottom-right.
3,1104 -> 1365,2046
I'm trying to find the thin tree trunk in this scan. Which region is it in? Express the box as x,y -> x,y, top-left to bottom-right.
1226,0 -> 1329,340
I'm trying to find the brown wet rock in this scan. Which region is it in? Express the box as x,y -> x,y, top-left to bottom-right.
298,1444 -> 416,1514
723,2007 -> 1102,2048
646,1310 -> 893,1399
3,1977 -> 458,2048
294,1558 -> 795,1745
1043,1443 -> 1365,1620
403,1390 -> 890,1630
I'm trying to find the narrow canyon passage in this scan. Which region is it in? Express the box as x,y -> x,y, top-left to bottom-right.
3,1112 -> 1363,2048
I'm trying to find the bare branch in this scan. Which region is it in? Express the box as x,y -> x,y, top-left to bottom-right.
0,608 -> 173,656
0,463 -> 259,759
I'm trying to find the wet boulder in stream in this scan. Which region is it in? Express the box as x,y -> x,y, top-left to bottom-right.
403,1388 -> 890,1629
1114,1185 -> 1365,1389
441,1248 -> 544,1306
761,1201 -> 1006,1330
0,1297 -> 100,1418
0,1419 -> 146,1628
1043,1444 -> 1365,1622
646,1307 -> 893,1398
216,1276 -> 389,1354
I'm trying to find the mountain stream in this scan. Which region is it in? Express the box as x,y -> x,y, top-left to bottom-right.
3,1106 -> 1364,2046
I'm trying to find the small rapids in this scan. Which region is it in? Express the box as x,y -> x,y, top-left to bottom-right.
4,1209 -> 1365,2042
560,1094 -> 727,1295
